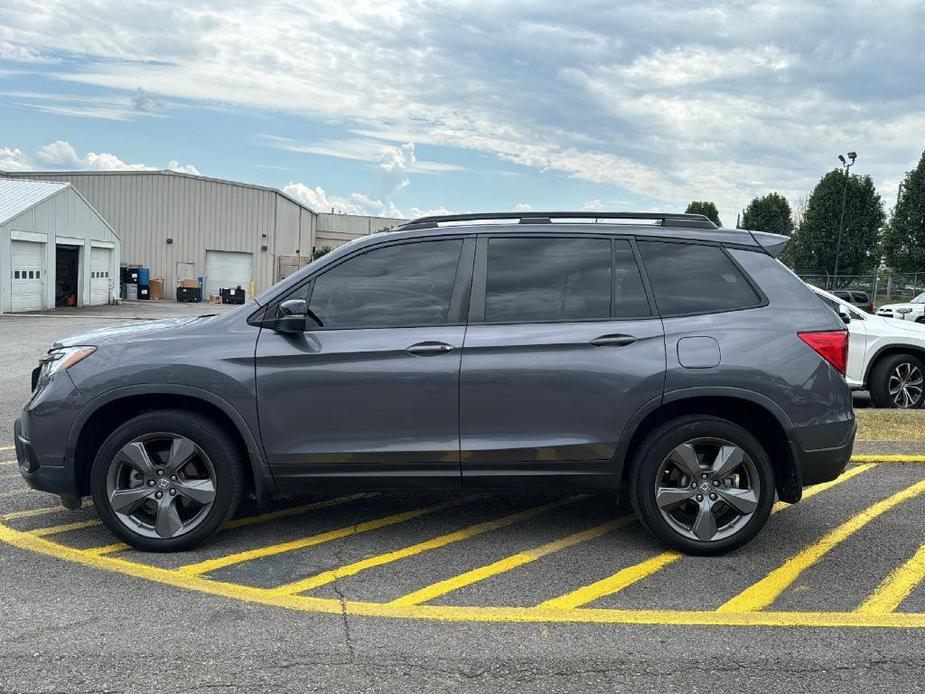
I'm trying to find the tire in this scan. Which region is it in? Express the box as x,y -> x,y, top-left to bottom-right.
90,410 -> 244,551
915,316 -> 925,324
869,353 -> 925,409
629,415 -> 775,556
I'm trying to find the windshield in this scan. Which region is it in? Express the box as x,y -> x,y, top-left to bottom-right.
912,292 -> 925,304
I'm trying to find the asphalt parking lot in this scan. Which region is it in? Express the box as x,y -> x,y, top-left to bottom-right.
2,304 -> 924,693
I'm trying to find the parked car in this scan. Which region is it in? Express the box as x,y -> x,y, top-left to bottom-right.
832,289 -> 874,313
876,292 -> 925,323
14,212 -> 855,556
812,286 -> 925,409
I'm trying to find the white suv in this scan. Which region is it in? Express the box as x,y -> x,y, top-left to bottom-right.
813,286 -> 925,408
877,292 -> 925,323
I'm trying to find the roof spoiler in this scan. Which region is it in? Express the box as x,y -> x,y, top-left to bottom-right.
747,230 -> 790,258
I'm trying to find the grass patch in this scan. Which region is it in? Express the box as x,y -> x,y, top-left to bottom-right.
856,409 -> 925,441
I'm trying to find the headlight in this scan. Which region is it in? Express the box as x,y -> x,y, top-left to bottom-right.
39,346 -> 96,381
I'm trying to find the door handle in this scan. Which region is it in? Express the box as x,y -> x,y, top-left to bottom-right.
590,334 -> 637,347
406,341 -> 456,356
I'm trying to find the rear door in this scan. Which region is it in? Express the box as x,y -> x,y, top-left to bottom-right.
255,236 -> 473,488
459,234 -> 665,487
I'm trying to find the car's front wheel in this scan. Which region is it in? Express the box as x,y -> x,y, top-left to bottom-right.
869,353 -> 925,409
90,410 -> 244,551
630,415 -> 775,555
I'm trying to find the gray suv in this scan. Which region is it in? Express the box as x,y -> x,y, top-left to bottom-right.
14,212 -> 856,555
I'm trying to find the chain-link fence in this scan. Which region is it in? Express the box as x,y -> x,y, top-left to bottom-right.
796,271 -> 925,306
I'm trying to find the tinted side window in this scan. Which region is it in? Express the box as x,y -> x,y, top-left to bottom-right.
638,241 -> 761,316
484,237 -> 611,322
307,239 -> 462,329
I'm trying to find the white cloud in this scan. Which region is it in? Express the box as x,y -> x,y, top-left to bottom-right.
580,199 -> 603,212
0,147 -> 31,171
3,140 -> 200,175
514,202 -> 532,211
283,183 -> 404,218
130,87 -> 163,112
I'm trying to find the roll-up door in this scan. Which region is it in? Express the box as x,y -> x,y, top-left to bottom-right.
90,247 -> 112,305
11,240 -> 45,312
205,250 -> 253,300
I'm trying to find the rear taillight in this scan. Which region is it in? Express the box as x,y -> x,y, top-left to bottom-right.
798,330 -> 848,376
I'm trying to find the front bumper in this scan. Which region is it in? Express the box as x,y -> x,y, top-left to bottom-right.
14,372 -> 88,500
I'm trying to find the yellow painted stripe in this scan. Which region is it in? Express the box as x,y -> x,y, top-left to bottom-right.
391,514 -> 633,607
272,496 -> 586,596
540,463 -> 877,610
81,494 -> 373,557
31,518 -> 102,536
539,550 -> 682,610
0,445 -> 14,452
0,499 -> 94,521
851,455 -> 925,463
0,460 -> 18,467
719,478 -> 925,613
177,494 -> 486,577
857,543 -> 925,614
1,521 -> 924,628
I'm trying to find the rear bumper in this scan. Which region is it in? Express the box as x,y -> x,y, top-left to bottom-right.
794,417 -> 856,487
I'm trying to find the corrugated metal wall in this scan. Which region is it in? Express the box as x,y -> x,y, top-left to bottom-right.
315,213 -> 405,250
3,172 -> 307,295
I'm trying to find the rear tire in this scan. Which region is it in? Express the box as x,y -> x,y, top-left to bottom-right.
90,410 -> 244,551
869,353 -> 925,409
630,415 -> 775,556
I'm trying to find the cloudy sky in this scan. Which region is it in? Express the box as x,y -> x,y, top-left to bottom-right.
1,0 -> 923,223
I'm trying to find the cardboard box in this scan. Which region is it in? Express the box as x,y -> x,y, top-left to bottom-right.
179,279 -> 200,288
149,278 -> 165,300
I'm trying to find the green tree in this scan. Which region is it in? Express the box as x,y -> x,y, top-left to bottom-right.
741,192 -> 794,237
881,150 -> 925,272
685,201 -> 721,226
312,245 -> 333,261
787,170 -> 884,281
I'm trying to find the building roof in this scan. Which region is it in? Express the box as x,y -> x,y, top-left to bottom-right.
1,168 -> 317,215
0,178 -> 70,225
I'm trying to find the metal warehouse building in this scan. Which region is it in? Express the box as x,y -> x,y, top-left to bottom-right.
1,170 -> 403,304
0,179 -> 120,314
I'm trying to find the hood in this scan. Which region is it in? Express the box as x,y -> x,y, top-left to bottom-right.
53,316 -> 212,349
887,317 -> 925,334
878,302 -> 921,311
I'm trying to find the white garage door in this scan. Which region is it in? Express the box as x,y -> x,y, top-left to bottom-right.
11,240 -> 45,312
206,250 -> 253,300
90,247 -> 112,305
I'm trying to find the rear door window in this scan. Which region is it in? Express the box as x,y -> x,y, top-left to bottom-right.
637,241 -> 761,316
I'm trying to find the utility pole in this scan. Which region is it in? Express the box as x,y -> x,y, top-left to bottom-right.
833,151 -> 857,287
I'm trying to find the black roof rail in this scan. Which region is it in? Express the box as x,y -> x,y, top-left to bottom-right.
396,211 -> 719,231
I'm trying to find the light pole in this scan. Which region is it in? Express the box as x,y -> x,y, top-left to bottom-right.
832,151 -> 856,287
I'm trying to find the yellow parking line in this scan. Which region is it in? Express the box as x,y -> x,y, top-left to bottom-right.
851,455 -> 925,463
0,499 -> 94,521
0,445 -> 14,452
857,543 -> 925,614
719,478 -> 925,613
271,496 -> 586,596
80,494 -> 374,556
31,518 -> 102,537
0,460 -> 18,467
540,464 -> 877,610
177,495 -> 487,577
391,514 -> 634,607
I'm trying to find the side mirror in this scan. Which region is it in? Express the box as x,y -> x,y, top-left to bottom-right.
838,308 -> 851,325
270,299 -> 307,334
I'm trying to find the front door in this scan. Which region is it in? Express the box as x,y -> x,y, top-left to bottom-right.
460,235 -> 665,487
256,237 -> 473,488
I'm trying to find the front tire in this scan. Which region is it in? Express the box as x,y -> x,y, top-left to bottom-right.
630,415 -> 775,556
90,410 -> 244,551
869,353 -> 925,409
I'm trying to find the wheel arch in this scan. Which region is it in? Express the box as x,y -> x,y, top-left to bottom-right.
616,388 -> 801,503
68,385 -> 274,503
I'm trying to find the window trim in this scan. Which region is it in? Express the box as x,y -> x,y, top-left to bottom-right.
261,235 -> 474,332
469,233 -> 655,326
635,238 -> 769,318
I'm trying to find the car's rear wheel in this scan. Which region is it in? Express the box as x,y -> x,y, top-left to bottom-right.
869,353 -> 925,409
630,415 -> 775,555
91,410 -> 244,551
